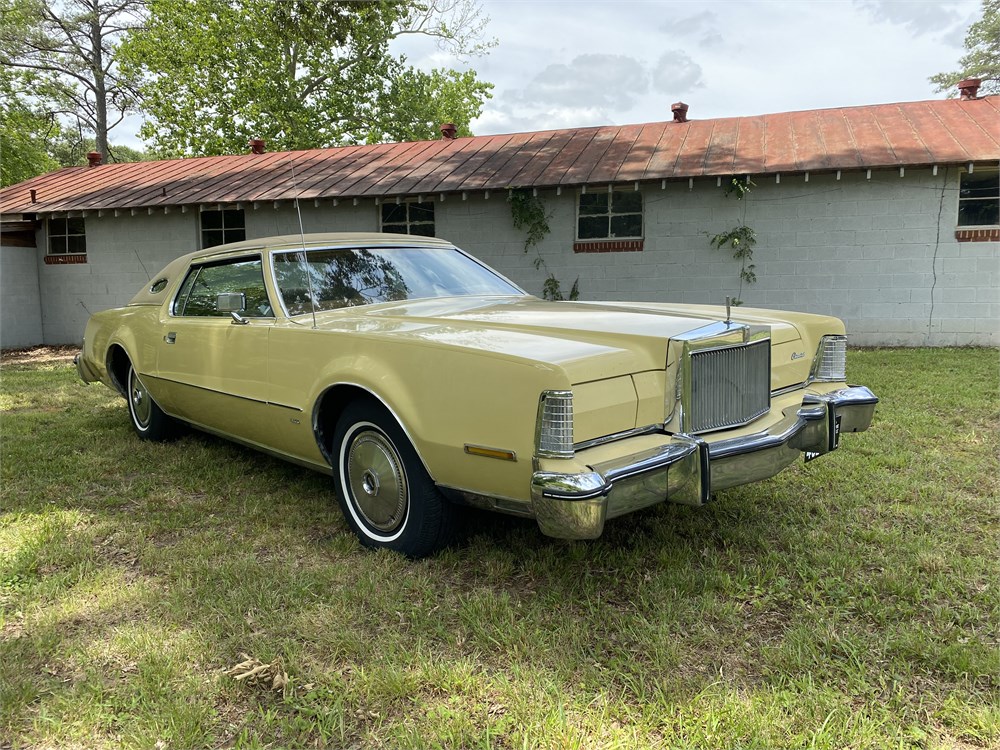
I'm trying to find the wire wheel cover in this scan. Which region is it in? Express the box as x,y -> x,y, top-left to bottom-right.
346,429 -> 408,533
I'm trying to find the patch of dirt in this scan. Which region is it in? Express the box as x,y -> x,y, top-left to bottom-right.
1,345 -> 79,367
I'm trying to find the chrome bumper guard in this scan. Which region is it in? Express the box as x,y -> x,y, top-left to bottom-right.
530,385 -> 878,540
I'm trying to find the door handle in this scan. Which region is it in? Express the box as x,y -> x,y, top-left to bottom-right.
164,332 -> 176,344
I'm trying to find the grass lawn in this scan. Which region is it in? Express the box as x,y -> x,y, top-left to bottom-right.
1,347 -> 997,749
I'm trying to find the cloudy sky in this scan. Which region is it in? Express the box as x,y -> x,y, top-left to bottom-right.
397,0 -> 980,136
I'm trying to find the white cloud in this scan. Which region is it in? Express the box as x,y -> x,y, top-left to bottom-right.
451,0 -> 980,137
651,50 -> 704,96
853,0 -> 969,36
660,10 -> 718,36
474,104 -> 614,135
509,54 -> 649,109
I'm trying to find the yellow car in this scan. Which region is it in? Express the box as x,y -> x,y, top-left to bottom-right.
76,233 -> 878,557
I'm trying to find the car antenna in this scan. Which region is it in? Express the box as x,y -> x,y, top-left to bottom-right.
289,159 -> 318,330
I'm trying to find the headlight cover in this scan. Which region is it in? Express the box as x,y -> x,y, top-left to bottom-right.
809,335 -> 848,382
536,390 -> 574,458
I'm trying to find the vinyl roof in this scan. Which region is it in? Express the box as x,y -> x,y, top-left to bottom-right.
2,96 -> 998,216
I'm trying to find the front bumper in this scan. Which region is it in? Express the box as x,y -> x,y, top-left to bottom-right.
530,385 -> 878,539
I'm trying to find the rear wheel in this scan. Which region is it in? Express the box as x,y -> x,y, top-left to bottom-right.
333,399 -> 454,558
127,363 -> 177,441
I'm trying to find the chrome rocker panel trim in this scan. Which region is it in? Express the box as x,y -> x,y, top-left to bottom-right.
531,385 -> 878,540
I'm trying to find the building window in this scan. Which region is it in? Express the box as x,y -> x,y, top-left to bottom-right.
958,168 -> 999,227
577,190 -> 643,240
380,201 -> 435,236
201,208 -> 246,248
47,216 -> 86,256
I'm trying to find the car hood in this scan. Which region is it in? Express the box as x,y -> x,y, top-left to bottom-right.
307,296 -> 804,384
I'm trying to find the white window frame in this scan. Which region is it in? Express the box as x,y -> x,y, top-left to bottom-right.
575,188 -> 644,241
200,208 -> 247,249
46,215 -> 87,256
379,200 -> 436,236
957,166 -> 1000,228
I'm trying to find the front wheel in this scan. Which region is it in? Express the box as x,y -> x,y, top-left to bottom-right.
333,399 -> 454,558
127,363 -> 178,441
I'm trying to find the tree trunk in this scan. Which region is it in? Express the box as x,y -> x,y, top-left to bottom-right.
91,7 -> 109,163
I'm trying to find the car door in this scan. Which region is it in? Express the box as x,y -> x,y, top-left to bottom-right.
155,255 -> 276,444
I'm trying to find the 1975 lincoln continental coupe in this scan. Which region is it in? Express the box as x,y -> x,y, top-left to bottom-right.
77,233 -> 878,557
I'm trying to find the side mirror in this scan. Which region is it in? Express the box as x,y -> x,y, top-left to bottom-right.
216,292 -> 246,313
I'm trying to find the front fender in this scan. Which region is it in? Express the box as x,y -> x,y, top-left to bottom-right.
269,329 -> 566,501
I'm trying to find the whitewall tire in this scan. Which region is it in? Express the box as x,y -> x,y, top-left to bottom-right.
333,399 -> 454,558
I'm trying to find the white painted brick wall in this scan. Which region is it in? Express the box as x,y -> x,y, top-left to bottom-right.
442,168 -> 998,347
15,165 -> 998,347
0,243 -> 44,349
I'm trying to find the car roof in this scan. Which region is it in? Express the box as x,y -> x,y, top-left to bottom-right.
128,233 -> 458,307
189,232 -> 454,263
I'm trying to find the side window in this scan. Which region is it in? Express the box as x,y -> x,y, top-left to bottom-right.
201,209 -> 246,248
958,168 -> 999,227
577,190 -> 643,240
172,258 -> 273,317
380,201 -> 435,236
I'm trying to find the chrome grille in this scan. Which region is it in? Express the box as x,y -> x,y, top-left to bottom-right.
688,339 -> 770,433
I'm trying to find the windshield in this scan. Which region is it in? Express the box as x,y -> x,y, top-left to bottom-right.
272,245 -> 523,315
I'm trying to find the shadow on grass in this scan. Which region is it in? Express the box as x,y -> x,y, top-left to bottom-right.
3,350 -> 998,747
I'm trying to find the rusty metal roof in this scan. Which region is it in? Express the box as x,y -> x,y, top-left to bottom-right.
2,96 -> 998,215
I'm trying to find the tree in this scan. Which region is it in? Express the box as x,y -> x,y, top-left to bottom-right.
930,0 -> 1000,95
370,67 -> 492,144
0,0 -> 145,163
49,132 -> 147,166
120,0 -> 494,157
0,69 -> 60,186
0,68 -> 144,185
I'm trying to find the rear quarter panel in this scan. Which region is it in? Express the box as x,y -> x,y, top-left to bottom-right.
82,306 -> 162,393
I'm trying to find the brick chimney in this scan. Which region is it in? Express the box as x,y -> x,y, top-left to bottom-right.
248,138 -> 266,154
671,102 -> 689,123
439,123 -> 458,140
86,151 -> 102,167
957,78 -> 982,100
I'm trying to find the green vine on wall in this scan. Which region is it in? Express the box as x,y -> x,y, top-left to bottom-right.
508,189 -> 579,301
709,176 -> 757,306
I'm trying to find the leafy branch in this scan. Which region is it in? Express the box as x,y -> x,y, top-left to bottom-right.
709,176 -> 757,306
508,189 -> 579,301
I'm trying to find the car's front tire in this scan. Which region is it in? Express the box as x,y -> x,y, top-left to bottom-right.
126,363 -> 178,441
333,399 -> 454,558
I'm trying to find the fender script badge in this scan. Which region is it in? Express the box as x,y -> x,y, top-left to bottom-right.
791,352 -> 806,360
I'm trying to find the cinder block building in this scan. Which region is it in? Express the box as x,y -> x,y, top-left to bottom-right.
1,91 -> 997,348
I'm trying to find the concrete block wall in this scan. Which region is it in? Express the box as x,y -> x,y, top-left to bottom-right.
19,165 -> 999,346
442,168 -> 999,347
34,212 -> 201,344
30,203 -> 382,344
0,243 -> 44,349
